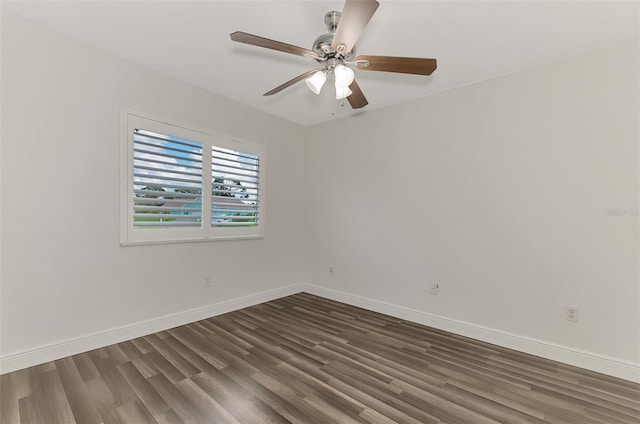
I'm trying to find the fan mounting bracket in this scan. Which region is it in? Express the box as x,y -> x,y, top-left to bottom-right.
354,59 -> 371,68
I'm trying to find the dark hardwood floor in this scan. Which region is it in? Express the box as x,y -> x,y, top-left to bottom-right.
1,293 -> 639,423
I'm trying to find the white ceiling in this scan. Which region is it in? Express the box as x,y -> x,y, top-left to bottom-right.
3,1 -> 639,126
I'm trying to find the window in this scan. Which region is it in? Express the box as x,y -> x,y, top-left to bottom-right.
121,112 -> 264,245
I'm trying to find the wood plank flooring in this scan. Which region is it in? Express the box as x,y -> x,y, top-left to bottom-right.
1,293 -> 639,423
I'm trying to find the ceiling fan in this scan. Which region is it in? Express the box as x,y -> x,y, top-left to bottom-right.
230,0 -> 437,109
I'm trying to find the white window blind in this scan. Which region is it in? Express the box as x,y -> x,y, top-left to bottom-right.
211,147 -> 260,228
121,112 -> 265,245
133,129 -> 203,228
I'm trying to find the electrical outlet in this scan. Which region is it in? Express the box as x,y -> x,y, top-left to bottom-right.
566,305 -> 578,322
430,283 -> 439,295
329,265 -> 333,274
204,276 -> 213,288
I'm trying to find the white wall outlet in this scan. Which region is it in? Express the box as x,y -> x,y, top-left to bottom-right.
430,283 -> 439,295
566,305 -> 578,322
329,265 -> 333,274
204,276 -> 213,288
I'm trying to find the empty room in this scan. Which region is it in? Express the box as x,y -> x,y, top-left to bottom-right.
1,0 -> 638,423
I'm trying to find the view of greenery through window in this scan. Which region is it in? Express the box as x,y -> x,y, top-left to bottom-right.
132,129 -> 260,228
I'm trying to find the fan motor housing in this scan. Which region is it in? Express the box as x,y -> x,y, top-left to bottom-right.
312,33 -> 357,60
311,11 -> 357,61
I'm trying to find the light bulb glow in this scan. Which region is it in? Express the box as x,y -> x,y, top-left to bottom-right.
305,71 -> 326,95
334,64 -> 355,87
335,85 -> 353,100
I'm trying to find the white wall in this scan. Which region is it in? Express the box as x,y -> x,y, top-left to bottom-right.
305,41 -> 639,365
2,10 -> 639,380
0,13 -> 306,358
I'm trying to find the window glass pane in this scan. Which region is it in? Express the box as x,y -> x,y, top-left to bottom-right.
133,129 -> 203,228
211,147 -> 260,228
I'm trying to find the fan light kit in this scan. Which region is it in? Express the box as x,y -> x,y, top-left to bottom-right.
305,71 -> 326,94
230,0 -> 437,109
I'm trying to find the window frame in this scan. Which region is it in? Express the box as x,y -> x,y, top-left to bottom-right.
120,110 -> 265,245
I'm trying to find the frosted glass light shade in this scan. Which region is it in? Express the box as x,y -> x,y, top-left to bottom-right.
335,85 -> 353,100
305,71 -> 326,95
334,64 -> 355,87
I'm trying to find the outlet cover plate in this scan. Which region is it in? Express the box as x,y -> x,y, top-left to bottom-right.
566,305 -> 578,322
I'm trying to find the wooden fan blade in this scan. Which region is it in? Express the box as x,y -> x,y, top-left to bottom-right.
230,31 -> 320,59
347,79 -> 368,109
354,55 -> 437,75
331,0 -> 379,54
263,69 -> 321,96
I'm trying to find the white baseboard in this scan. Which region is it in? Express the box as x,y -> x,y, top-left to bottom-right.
300,283 -> 640,383
0,283 -> 305,375
3,282 -> 638,383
